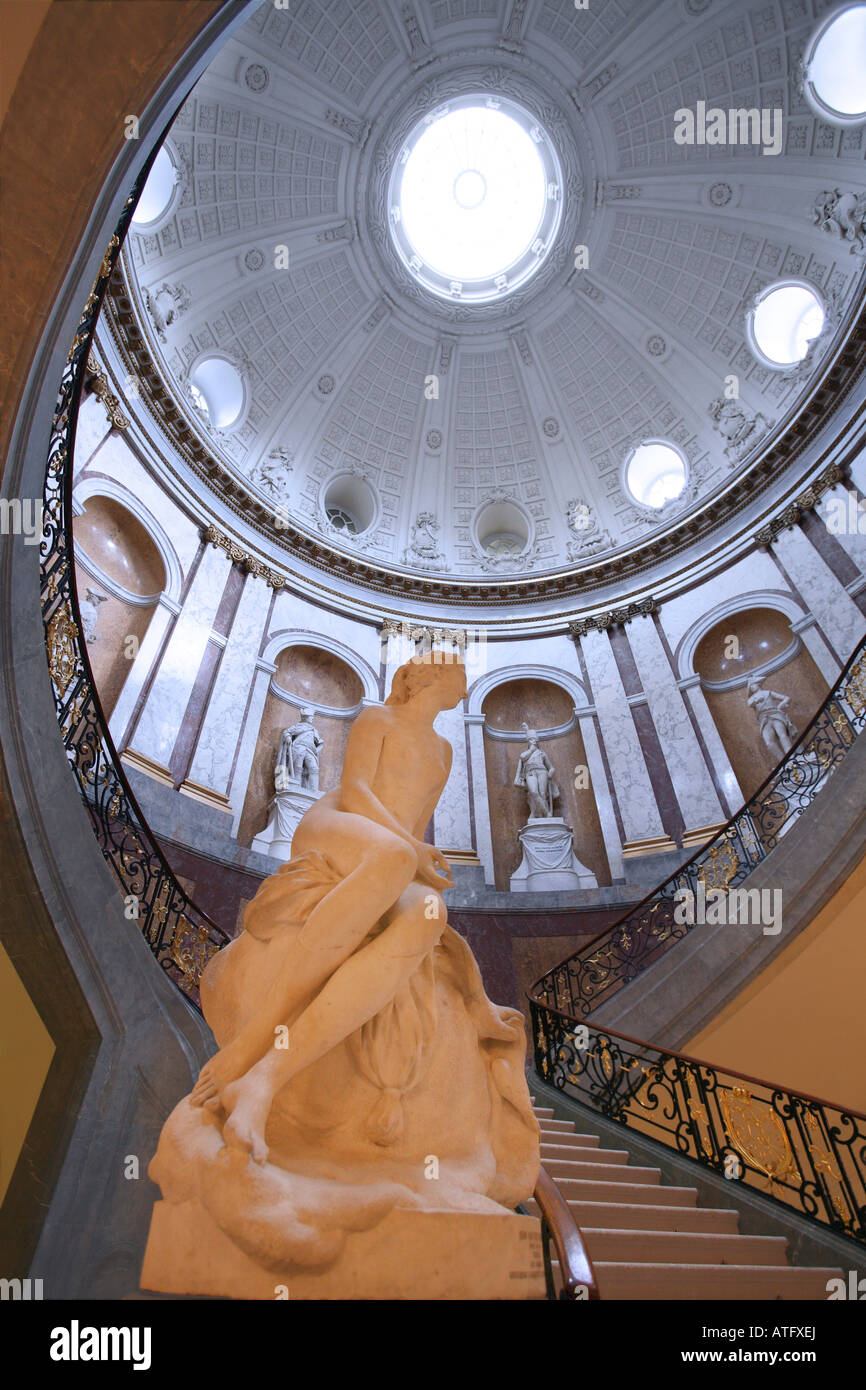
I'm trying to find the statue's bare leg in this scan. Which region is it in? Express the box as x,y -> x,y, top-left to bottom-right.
190,809 -> 417,1107
221,884 -> 446,1162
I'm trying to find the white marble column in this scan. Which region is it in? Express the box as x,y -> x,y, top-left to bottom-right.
73,392 -> 112,476
228,659 -> 277,837
772,526 -> 866,665
576,710 -> 625,881
679,676 -> 743,813
626,615 -> 724,832
125,544 -> 232,770
579,628 -> 666,845
185,574 -> 273,802
109,593 -> 178,747
465,714 -> 495,885
433,703 -> 473,849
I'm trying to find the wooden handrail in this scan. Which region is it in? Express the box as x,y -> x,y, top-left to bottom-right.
533,1163 -> 599,1300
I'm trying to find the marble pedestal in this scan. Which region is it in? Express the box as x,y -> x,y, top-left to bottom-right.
510,817 -> 598,893
251,785 -> 321,862
141,1199 -> 545,1300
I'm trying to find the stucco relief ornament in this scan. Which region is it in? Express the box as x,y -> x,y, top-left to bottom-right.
707,398 -> 773,465
565,498 -> 614,560
143,282 -> 191,342
403,511 -> 449,572
812,190 -> 866,257
248,447 -> 293,503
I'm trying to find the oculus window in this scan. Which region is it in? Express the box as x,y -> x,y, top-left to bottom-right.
188,358 -> 245,429
626,442 -> 687,509
749,283 -> 825,368
802,4 -> 866,123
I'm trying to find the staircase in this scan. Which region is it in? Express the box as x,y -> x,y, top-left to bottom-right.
529,1103 -> 842,1300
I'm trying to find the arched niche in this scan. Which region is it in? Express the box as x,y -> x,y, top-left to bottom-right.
238,644 -> 365,849
71,495 -> 166,717
481,677 -> 610,891
694,606 -> 829,798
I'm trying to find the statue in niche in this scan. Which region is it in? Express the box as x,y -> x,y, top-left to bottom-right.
144,653 -> 538,1296
275,707 -> 324,792
79,587 -> 107,644
746,676 -> 798,760
514,724 -> 560,819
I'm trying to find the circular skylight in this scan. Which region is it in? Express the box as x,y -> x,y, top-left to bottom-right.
626,442 -> 687,509
188,357 -> 245,429
749,283 -> 825,368
132,146 -> 178,227
803,4 -> 866,123
388,95 -> 563,303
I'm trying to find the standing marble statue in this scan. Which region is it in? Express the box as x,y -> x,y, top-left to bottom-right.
514,723 -> 559,818
276,707 -> 323,792
746,676 -> 798,760
142,653 -> 541,1299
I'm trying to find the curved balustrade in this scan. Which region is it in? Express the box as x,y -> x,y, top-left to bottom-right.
532,637 -> 866,1022
533,1164 -> 600,1300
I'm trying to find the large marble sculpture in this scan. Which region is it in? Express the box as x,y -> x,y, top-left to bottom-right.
251,708 -> 324,862
511,724 -> 597,894
142,654 -> 543,1299
746,676 -> 798,760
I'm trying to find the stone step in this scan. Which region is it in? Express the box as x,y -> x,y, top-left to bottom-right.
540,1142 -> 628,1165
591,1262 -> 842,1301
526,1198 -> 740,1233
578,1228 -> 788,1266
543,1157 -> 661,1184
550,1178 -> 699,1206
533,1107 -> 555,1118
538,1122 -> 598,1142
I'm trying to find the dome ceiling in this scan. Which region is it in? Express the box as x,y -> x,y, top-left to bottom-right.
114,0 -> 866,588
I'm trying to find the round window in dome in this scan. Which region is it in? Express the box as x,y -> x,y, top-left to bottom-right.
323,475 -> 377,537
801,4 -> 866,124
388,94 -> 563,304
132,146 -> 179,227
625,442 -> 688,510
475,498 -> 530,557
748,283 -> 825,368
188,357 -> 245,429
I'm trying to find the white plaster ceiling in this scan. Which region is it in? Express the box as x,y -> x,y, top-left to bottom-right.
123,0 -> 866,581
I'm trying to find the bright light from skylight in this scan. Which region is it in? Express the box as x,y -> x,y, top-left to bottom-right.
388,96 -> 563,303
807,5 -> 866,119
751,284 -> 825,367
132,147 -> 178,227
189,358 -> 245,429
626,442 -> 687,509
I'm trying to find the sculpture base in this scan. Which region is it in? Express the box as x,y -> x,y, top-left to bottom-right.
510,817 -> 598,893
251,786 -> 321,862
141,1199 -> 545,1301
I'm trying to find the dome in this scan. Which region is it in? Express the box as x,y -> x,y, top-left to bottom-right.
105,0 -> 866,602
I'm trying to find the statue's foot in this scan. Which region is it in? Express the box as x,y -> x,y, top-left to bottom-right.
222,1074 -> 273,1166
190,1035 -> 262,1109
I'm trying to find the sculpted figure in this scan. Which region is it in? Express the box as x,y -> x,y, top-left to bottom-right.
514,724 -> 559,819
275,707 -> 323,792
746,676 -> 798,760
146,653 -> 538,1283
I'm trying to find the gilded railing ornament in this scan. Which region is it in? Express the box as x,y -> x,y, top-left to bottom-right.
46,605 -> 80,698
719,1088 -> 800,1193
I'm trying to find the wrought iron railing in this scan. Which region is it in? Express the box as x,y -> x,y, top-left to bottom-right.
533,636 -> 866,1022
531,1009 -> 866,1247
39,152 -> 231,1012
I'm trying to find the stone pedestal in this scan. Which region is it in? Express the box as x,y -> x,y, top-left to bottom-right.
510,817 -> 598,893
141,1200 -> 545,1301
251,785 -> 321,862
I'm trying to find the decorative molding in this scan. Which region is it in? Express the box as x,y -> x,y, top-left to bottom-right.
85,357 -> 129,429
754,462 -> 847,546
203,524 -> 285,588
569,598 -> 656,639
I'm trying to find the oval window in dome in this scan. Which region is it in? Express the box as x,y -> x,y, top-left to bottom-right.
803,4 -> 866,123
132,146 -> 178,227
626,441 -> 687,510
749,283 -> 825,368
188,357 -> 245,429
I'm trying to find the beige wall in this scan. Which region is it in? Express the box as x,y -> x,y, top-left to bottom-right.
684,853 -> 866,1112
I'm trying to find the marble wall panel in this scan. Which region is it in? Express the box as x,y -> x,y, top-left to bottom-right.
773,526 -> 866,664
187,574 -> 272,797
73,562 -> 157,719
815,483 -> 866,578
580,628 -> 665,844
658,551 -> 787,661
72,393 -> 111,475
128,544 -> 232,769
433,702 -> 473,849
627,615 -> 724,830
109,598 -> 175,747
